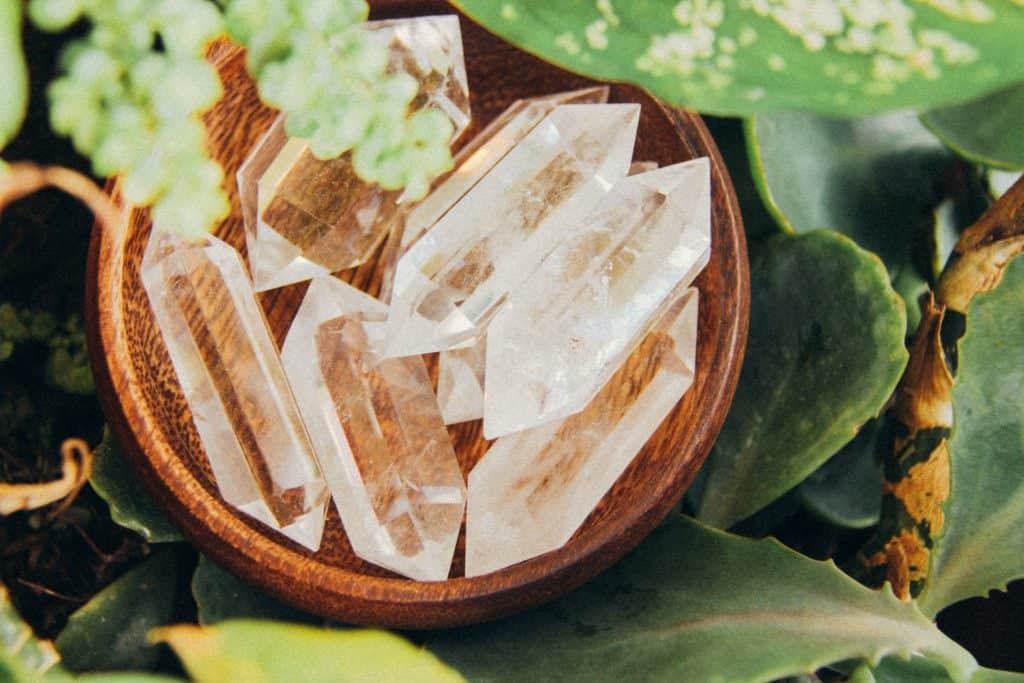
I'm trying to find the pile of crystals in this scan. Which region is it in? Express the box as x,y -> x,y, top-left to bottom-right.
141,15 -> 711,583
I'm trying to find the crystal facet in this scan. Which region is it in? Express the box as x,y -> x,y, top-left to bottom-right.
237,15 -> 470,291
465,286 -> 699,576
384,103 -> 640,356
483,159 -> 711,438
377,87 -> 610,303
437,339 -> 486,425
280,276 -> 465,580
141,231 -> 329,550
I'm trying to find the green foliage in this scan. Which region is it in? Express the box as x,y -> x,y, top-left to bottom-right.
0,584 -> 61,679
696,231 -> 908,529
746,110 -> 954,329
54,546 -> 193,672
191,555 -> 314,626
222,0 -> 454,199
0,0 -> 28,159
0,304 -> 94,395
851,656 -> 1024,682
799,417 -> 885,529
922,83 -> 1024,170
453,0 -> 1024,117
156,620 -> 464,683
918,254 -> 1024,617
29,0 -> 228,239
431,515 -> 977,683
89,431 -> 183,544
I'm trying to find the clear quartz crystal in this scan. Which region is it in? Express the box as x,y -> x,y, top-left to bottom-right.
483,158 -> 711,439
465,286 -> 699,576
280,276 -> 465,581
140,230 -> 329,550
384,103 -> 640,357
437,339 -> 486,425
237,15 -> 471,292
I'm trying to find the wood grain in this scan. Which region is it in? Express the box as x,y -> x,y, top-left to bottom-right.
85,0 -> 749,628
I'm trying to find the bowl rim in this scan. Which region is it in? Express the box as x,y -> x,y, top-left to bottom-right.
85,7 -> 749,630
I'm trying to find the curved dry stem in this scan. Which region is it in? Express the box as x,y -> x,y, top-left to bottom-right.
0,438 -> 94,515
0,162 -> 120,234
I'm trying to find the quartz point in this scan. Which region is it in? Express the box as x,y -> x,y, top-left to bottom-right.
483,158 -> 711,439
280,276 -> 465,581
237,15 -> 471,292
140,230 -> 329,550
466,286 -> 699,576
376,86 -> 611,303
384,103 -> 640,357
437,339 -> 486,425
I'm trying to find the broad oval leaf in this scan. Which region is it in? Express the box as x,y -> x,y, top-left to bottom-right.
90,431 -> 183,543
452,1 -> 1024,117
191,555 -> 316,626
55,546 -> 192,672
429,515 -> 977,683
155,621 -> 463,683
918,254 -> 1024,617
697,231 -> 907,529
922,83 -> 1024,170
747,110 -> 954,329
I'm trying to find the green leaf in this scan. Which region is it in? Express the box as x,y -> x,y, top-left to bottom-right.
0,584 -> 62,680
849,655 -> 1024,682
429,515 -> 977,683
155,621 -> 463,683
918,254 -> 1024,616
452,1 -> 1024,117
746,110 -> 954,329
0,0 -> 28,152
703,116 -> 780,244
696,231 -> 908,529
922,83 -> 1024,170
55,546 -> 193,672
192,555 -> 316,626
90,430 -> 183,543
799,417 -> 885,529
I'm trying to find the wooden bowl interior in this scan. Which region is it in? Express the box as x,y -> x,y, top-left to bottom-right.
87,1 -> 748,628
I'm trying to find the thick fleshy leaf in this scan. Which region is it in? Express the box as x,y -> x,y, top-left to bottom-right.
191,555 -> 316,625
799,417 -> 885,529
154,621 -> 463,683
452,1 -> 1024,117
55,546 -> 193,672
918,254 -> 1024,617
921,83 -> 1024,170
430,515 -> 977,683
90,431 -> 183,543
697,231 -> 907,528
747,110 -> 953,329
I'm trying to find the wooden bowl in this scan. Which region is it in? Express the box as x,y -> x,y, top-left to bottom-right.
85,0 -> 749,628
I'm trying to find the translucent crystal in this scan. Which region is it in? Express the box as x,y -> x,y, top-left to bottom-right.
280,276 -> 465,580
377,87 -> 611,303
237,15 -> 470,292
629,161 -> 659,174
384,103 -> 640,357
437,339 -> 486,425
483,159 -> 711,438
141,230 -> 328,550
465,287 -> 699,576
